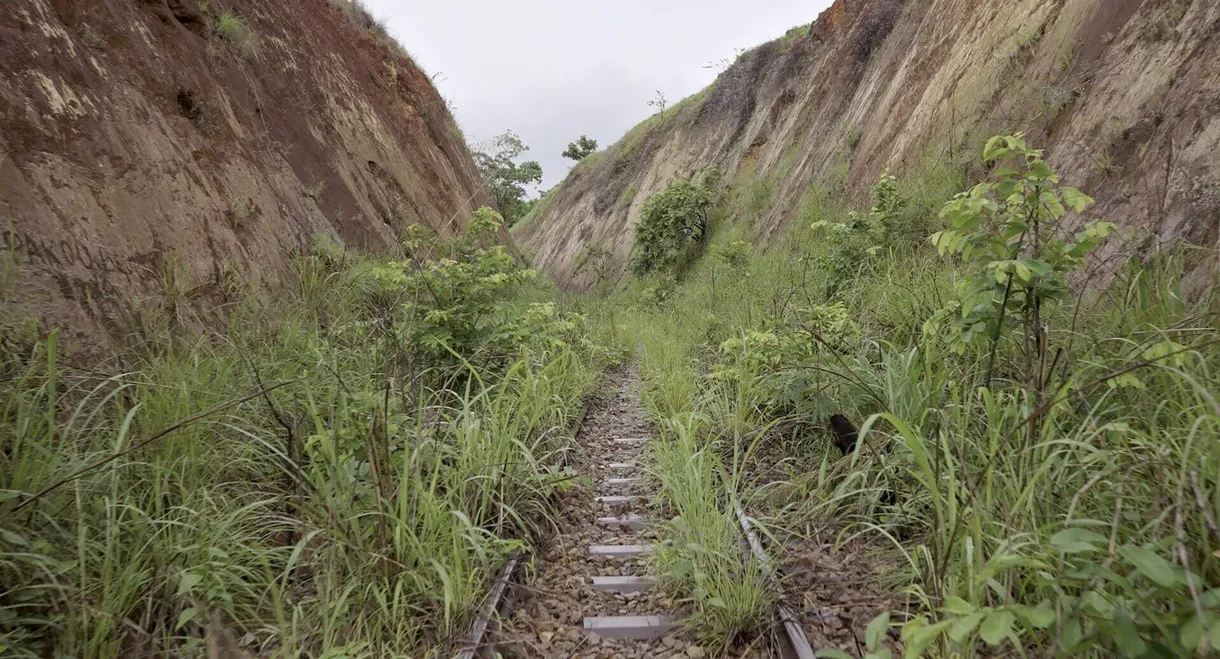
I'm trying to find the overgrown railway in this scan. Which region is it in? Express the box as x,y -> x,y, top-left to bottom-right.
458,370 -> 814,658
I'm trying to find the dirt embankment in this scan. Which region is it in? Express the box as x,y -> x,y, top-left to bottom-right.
0,0 -> 489,342
518,0 -> 1220,290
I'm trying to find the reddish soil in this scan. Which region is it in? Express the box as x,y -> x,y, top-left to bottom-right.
0,0 -> 489,346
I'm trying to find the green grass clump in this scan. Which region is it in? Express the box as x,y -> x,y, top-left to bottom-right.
587,134 -> 1220,656
214,11 -> 252,48
778,24 -> 812,50
0,210 -> 601,656
649,415 -> 773,645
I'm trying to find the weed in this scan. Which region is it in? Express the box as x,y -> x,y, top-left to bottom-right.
619,184 -> 638,209
227,197 -> 254,230
80,25 -> 109,51
1,218 -> 15,301
650,416 -> 774,645
846,127 -> 862,152
778,24 -> 812,51
1016,24 -> 1045,55
213,11 -> 256,55
1092,146 -> 1116,177
1154,0 -> 1190,38
0,209 -> 600,656
588,133 -> 1219,656
744,177 -> 775,218
1091,120 -> 1127,179
1042,83 -> 1081,123
648,90 -> 668,114
618,86 -> 713,162
928,134 -> 1115,368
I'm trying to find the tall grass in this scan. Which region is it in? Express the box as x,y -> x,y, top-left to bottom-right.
648,415 -> 773,645
0,241 -> 597,656
589,143 -> 1220,655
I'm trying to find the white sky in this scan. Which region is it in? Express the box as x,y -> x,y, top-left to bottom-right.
369,1 -> 833,191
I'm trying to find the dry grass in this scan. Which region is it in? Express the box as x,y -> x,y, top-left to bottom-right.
328,0 -> 417,65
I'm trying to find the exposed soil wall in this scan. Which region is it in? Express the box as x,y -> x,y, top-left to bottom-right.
518,0 -> 1220,290
0,0 -> 489,342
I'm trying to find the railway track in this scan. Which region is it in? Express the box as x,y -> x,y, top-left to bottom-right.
462,370 -> 814,658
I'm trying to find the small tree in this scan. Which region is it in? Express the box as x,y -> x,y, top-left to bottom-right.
810,172 -> 905,296
562,136 -> 598,162
473,131 -> 543,227
631,178 -> 713,276
647,90 -> 668,113
927,133 -> 1115,388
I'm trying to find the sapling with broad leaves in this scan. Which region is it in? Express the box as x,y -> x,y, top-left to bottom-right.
926,133 -> 1115,391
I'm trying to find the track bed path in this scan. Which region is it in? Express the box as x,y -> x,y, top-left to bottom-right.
499,370 -> 709,659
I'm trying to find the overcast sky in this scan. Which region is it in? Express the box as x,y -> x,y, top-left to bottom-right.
370,1 -> 833,191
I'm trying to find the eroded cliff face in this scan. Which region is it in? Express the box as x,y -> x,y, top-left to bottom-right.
0,0 -> 489,340
518,0 -> 1219,290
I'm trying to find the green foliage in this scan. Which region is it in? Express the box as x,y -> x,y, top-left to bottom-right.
712,240 -> 752,270
474,131 -> 543,227
904,529 -> 1219,658
820,612 -> 894,659
366,208 -> 555,358
927,134 -> 1115,360
638,275 -> 678,309
650,415 -> 773,646
590,133 -> 1219,659
704,47 -> 747,72
561,135 -> 598,161
615,86 -> 713,163
631,177 -> 714,277
711,302 -> 862,385
744,177 -> 776,218
212,11 -> 255,55
707,301 -> 861,432
214,11 -> 247,41
330,0 -> 383,32
810,172 -> 905,295
779,23 -> 812,49
847,127 -> 862,152
573,243 -> 615,296
618,185 -> 638,209
0,211 -> 600,656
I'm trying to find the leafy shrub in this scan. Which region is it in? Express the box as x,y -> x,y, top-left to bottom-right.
903,528 -> 1220,658
356,207 -> 583,364
607,131 -> 1220,659
926,134 -> 1115,362
637,275 -> 678,308
0,210 -> 600,656
708,302 -> 862,430
631,177 -> 714,276
811,172 -> 905,295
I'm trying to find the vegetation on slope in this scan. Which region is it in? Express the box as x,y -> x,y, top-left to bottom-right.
579,134 -> 1220,656
3,123 -> 1217,658
0,210 -> 609,657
